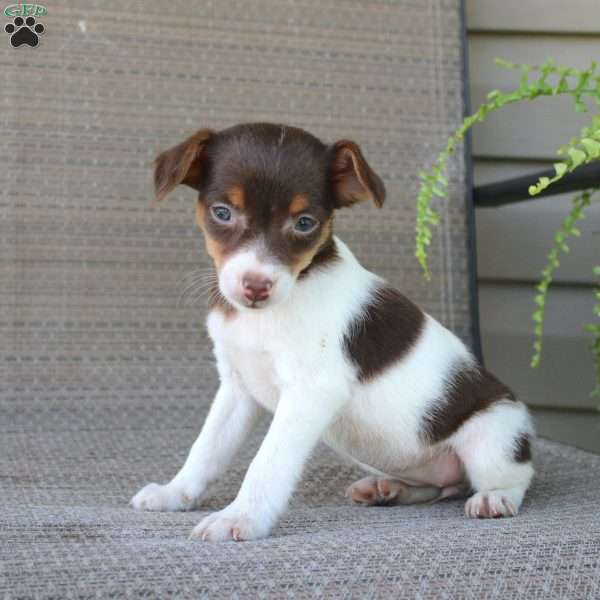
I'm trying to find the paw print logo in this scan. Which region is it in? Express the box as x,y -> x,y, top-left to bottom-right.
4,16 -> 45,47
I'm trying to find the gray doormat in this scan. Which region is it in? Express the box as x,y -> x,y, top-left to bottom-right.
2,407 -> 599,599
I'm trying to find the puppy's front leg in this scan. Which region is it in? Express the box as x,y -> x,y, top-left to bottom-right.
190,384 -> 347,542
131,378 -> 259,512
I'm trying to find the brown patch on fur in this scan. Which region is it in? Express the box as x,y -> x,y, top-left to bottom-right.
196,203 -> 228,270
289,194 -> 309,215
421,365 -> 516,444
227,185 -> 245,210
513,434 -> 532,463
293,219 -> 338,276
343,285 -> 424,382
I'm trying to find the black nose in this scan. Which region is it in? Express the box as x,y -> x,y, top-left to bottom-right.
242,273 -> 272,302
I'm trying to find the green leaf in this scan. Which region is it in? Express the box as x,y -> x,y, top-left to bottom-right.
554,162 -> 568,177
556,76 -> 569,94
581,138 -> 600,158
575,98 -> 587,113
495,58 -> 515,69
531,177 -> 551,194
568,147 -> 587,167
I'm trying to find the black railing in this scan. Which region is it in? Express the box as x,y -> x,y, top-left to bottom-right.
473,161 -> 600,207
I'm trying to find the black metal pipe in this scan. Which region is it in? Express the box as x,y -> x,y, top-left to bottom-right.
459,0 -> 483,364
473,161 -> 600,207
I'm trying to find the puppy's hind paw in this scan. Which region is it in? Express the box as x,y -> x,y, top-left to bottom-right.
346,476 -> 411,506
346,476 -> 382,505
346,476 -> 455,506
465,490 -> 519,519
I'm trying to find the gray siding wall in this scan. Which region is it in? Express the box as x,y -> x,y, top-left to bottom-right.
466,1 -> 599,409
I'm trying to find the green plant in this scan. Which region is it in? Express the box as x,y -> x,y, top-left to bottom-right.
415,58 -> 600,395
530,190 -> 594,369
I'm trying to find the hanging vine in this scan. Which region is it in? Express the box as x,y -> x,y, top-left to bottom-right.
415,59 -> 600,394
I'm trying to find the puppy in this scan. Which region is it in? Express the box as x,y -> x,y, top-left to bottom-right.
131,123 -> 534,541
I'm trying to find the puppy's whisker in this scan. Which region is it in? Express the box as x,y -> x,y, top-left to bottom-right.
184,285 -> 217,304
178,268 -> 217,287
179,277 -> 217,297
179,277 -> 220,307
179,268 -> 217,288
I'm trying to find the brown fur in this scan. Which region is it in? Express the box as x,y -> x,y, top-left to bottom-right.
331,140 -> 386,208
420,365 -> 516,444
513,434 -> 532,463
343,285 -> 425,382
154,129 -> 215,202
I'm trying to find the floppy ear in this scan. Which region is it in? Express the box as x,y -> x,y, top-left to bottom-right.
331,140 -> 386,208
153,128 -> 216,201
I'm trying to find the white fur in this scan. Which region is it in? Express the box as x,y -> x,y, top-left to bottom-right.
132,237 -> 534,540
218,239 -> 296,309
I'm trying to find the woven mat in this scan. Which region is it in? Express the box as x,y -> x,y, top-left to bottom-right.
1,404 -> 599,599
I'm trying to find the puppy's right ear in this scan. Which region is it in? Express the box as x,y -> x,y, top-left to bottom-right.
153,129 -> 216,202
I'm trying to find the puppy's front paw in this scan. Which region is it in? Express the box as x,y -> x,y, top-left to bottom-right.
189,505 -> 273,542
131,482 -> 199,512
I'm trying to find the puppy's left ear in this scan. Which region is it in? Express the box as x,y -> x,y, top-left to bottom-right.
330,140 -> 386,208
153,128 -> 216,202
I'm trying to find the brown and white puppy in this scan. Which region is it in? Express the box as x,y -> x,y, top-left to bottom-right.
132,123 -> 534,542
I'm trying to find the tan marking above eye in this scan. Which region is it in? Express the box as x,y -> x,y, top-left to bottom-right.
289,194 -> 309,215
227,185 -> 245,210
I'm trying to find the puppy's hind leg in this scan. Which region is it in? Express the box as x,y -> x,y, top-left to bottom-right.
452,400 -> 534,518
346,476 -> 466,506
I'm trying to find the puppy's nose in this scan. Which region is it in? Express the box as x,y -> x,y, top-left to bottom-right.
242,273 -> 273,302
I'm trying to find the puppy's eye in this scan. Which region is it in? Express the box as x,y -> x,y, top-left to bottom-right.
211,204 -> 232,223
294,214 -> 319,234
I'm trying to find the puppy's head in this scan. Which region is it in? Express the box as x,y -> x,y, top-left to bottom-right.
154,123 -> 385,310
